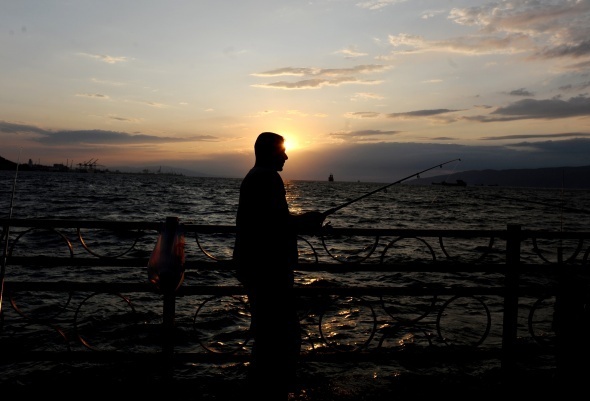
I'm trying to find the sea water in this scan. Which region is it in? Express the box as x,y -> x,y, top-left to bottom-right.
1,170 -> 589,397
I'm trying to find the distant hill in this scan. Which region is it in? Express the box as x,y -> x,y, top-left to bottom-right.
408,165 -> 590,189
1,155 -> 589,188
0,156 -> 18,170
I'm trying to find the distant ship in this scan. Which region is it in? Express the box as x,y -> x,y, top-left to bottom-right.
328,173 -> 334,182
432,179 -> 467,187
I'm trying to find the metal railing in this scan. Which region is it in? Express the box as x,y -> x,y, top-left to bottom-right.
1,217 -> 589,385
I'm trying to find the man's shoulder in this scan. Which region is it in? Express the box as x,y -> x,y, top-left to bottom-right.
247,166 -> 278,175
243,167 -> 281,183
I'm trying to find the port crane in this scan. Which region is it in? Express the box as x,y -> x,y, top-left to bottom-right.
76,158 -> 105,171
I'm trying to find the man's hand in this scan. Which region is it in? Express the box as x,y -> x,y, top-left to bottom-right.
295,211 -> 326,235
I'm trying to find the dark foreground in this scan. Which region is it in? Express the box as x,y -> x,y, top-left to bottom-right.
0,360 -> 567,399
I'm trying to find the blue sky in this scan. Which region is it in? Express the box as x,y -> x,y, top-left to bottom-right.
1,0 -> 589,182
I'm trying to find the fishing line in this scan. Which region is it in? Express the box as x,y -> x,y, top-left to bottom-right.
1,151 -> 20,317
321,158 -> 462,218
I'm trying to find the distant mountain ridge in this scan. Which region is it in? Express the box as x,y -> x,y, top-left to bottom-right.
0,156 -> 17,170
1,155 -> 588,188
408,165 -> 590,189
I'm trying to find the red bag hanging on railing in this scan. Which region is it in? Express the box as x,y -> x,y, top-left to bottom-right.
147,216 -> 186,292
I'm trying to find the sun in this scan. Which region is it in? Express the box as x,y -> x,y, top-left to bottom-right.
283,137 -> 298,152
283,134 -> 300,152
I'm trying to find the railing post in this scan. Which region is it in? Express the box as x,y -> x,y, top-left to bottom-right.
161,217 -> 178,360
162,288 -> 176,372
554,246 -> 589,392
501,224 -> 521,383
147,215 -> 186,378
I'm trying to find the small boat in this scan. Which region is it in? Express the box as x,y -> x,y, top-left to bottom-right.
432,179 -> 467,187
328,173 -> 334,182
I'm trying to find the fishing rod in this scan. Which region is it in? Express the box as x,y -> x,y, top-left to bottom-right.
1,154 -> 20,316
322,158 -> 461,218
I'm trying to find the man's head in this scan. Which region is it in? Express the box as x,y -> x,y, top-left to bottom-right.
254,132 -> 288,171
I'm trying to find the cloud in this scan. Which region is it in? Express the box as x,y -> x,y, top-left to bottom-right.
430,136 -> 457,141
386,32 -> 532,56
38,130 -> 217,146
351,92 -> 385,101
0,121 -> 218,146
78,53 -> 131,64
253,65 -> 390,77
252,65 -> 390,90
75,93 -> 110,99
288,138 -> 590,182
385,1 -> 590,62
3,121 -> 589,182
252,67 -> 318,77
507,88 -> 535,97
508,138 -> 590,154
107,115 -> 142,123
0,121 -> 49,135
252,77 -> 381,90
344,95 -> 590,126
558,80 -> 590,91
90,78 -> 126,86
143,101 -> 168,108
329,129 -> 402,142
538,40 -> 590,59
355,0 -> 408,11
468,95 -> 590,122
343,112 -> 381,119
334,46 -> 368,58
481,132 -> 590,141
337,108 -> 463,123
386,109 -> 461,118
559,60 -> 590,73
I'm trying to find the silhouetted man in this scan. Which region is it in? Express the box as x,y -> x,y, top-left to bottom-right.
233,132 -> 324,399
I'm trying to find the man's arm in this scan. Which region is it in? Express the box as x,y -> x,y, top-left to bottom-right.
291,211 -> 325,235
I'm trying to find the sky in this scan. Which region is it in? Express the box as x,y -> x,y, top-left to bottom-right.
1,0 -> 590,183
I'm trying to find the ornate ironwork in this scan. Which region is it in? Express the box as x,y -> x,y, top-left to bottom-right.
1,217 -> 589,383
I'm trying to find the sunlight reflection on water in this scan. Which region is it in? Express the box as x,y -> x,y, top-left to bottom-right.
1,171 -> 588,396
